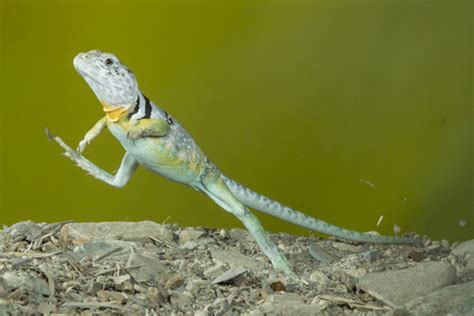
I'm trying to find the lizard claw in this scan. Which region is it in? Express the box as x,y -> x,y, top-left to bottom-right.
77,140 -> 88,156
45,128 -> 54,142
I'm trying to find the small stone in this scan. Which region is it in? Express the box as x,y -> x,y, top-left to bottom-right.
267,293 -> 305,304
229,228 -> 250,240
112,274 -> 130,285
408,250 -> 426,262
423,238 -> 432,247
361,249 -> 381,262
384,248 -> 393,257
96,290 -> 127,303
145,286 -> 168,305
178,229 -> 205,244
180,240 -> 199,250
441,239 -> 450,249
185,278 -> 207,295
38,303 -> 57,314
211,266 -> 247,284
426,244 -> 442,253
165,275 -> 185,290
218,229 -> 227,238
269,280 -> 286,292
345,268 -> 367,278
309,271 -> 330,287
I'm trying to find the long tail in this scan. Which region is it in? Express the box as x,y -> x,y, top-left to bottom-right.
222,175 -> 416,245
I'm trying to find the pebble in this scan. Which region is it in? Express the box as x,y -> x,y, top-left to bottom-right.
360,249 -> 381,262
229,228 -> 250,241
408,250 -> 426,262
309,270 -> 330,286
179,240 -> 199,250
178,229 -> 205,244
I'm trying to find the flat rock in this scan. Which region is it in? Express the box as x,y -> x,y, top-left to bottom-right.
267,292 -> 305,304
72,240 -> 136,259
308,243 -> 336,263
7,221 -> 43,241
451,239 -> 474,256
126,253 -> 166,284
61,221 -> 174,244
210,249 -> 264,270
211,266 -> 247,284
404,280 -> 474,315
358,261 -> 456,307
331,242 -> 362,253
204,263 -> 227,279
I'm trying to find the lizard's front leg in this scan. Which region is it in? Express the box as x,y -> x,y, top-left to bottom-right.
77,116 -> 108,154
47,129 -> 138,188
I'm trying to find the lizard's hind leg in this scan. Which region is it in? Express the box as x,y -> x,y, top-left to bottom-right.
200,171 -> 295,276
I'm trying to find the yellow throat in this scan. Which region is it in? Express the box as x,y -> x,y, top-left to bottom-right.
101,100 -> 131,122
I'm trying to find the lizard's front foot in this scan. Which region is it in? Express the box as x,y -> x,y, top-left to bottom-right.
46,128 -> 95,172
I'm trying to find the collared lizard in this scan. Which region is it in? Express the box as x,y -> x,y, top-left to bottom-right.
48,50 -> 416,277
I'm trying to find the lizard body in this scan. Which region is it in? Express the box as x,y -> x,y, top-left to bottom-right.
49,50 -> 416,276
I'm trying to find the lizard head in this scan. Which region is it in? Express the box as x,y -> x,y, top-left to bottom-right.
73,50 -> 139,109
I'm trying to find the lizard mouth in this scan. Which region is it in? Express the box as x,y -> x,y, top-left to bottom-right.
78,70 -> 107,89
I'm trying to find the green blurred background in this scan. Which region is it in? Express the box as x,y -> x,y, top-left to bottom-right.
0,0 -> 472,242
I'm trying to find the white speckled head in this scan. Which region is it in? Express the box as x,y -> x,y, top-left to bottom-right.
73,50 -> 139,106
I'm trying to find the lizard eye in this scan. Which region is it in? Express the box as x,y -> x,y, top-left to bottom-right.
104,58 -> 114,66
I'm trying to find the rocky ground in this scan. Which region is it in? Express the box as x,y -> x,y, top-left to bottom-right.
0,221 -> 472,315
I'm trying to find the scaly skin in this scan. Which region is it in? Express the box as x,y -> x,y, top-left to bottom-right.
48,50 -> 417,277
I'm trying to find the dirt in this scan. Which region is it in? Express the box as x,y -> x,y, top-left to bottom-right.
0,220 -> 472,315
